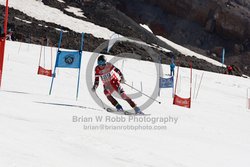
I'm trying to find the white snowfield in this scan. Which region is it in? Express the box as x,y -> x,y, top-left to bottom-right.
0,0 -> 115,39
65,6 -> 87,19
157,36 -> 225,67
140,24 -> 153,33
139,24 -> 224,67
0,41 -> 250,167
56,0 -> 65,3
14,17 -> 32,24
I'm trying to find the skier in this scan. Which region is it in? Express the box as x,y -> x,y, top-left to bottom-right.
227,65 -> 233,75
92,55 -> 143,114
170,61 -> 175,76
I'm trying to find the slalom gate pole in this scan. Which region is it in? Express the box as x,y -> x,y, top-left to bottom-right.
247,88 -> 250,110
172,76 -> 174,98
38,45 -> 42,67
222,48 -> 225,64
189,62 -> 193,108
0,0 -> 9,87
49,31 -> 63,95
76,32 -> 84,100
51,46 -> 53,70
190,62 -> 193,100
76,62 -> 81,100
195,72 -> 204,99
121,59 -> 125,73
18,42 -> 22,54
193,74 -> 197,100
174,66 -> 180,95
43,46 -> 46,67
124,82 -> 161,104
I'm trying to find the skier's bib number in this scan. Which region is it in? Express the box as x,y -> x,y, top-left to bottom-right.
101,73 -> 112,82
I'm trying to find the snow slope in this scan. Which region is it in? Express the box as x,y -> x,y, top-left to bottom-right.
139,24 -> 224,67
157,36 -> 225,67
65,6 -> 87,18
140,24 -> 153,33
0,0 -> 115,39
0,41 -> 250,167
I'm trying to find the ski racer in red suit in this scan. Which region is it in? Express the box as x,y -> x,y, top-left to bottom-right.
92,55 -> 143,114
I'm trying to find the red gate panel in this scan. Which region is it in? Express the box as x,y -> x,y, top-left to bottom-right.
37,66 -> 52,77
173,94 -> 191,108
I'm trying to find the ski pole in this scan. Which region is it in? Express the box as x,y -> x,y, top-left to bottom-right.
124,83 -> 161,104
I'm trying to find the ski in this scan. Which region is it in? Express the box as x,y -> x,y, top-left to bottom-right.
106,108 -> 133,115
106,108 -> 150,116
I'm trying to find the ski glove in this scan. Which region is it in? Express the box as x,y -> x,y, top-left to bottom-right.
91,86 -> 97,92
120,76 -> 126,84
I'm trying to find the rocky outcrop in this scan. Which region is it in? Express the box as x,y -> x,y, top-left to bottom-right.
1,0 -> 248,76
144,0 -> 250,41
116,0 -> 250,76
45,0 -> 250,76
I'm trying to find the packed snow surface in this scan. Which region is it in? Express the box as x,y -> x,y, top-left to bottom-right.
0,41 -> 250,167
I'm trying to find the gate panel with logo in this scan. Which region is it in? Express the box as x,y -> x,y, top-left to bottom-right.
49,31 -> 84,99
